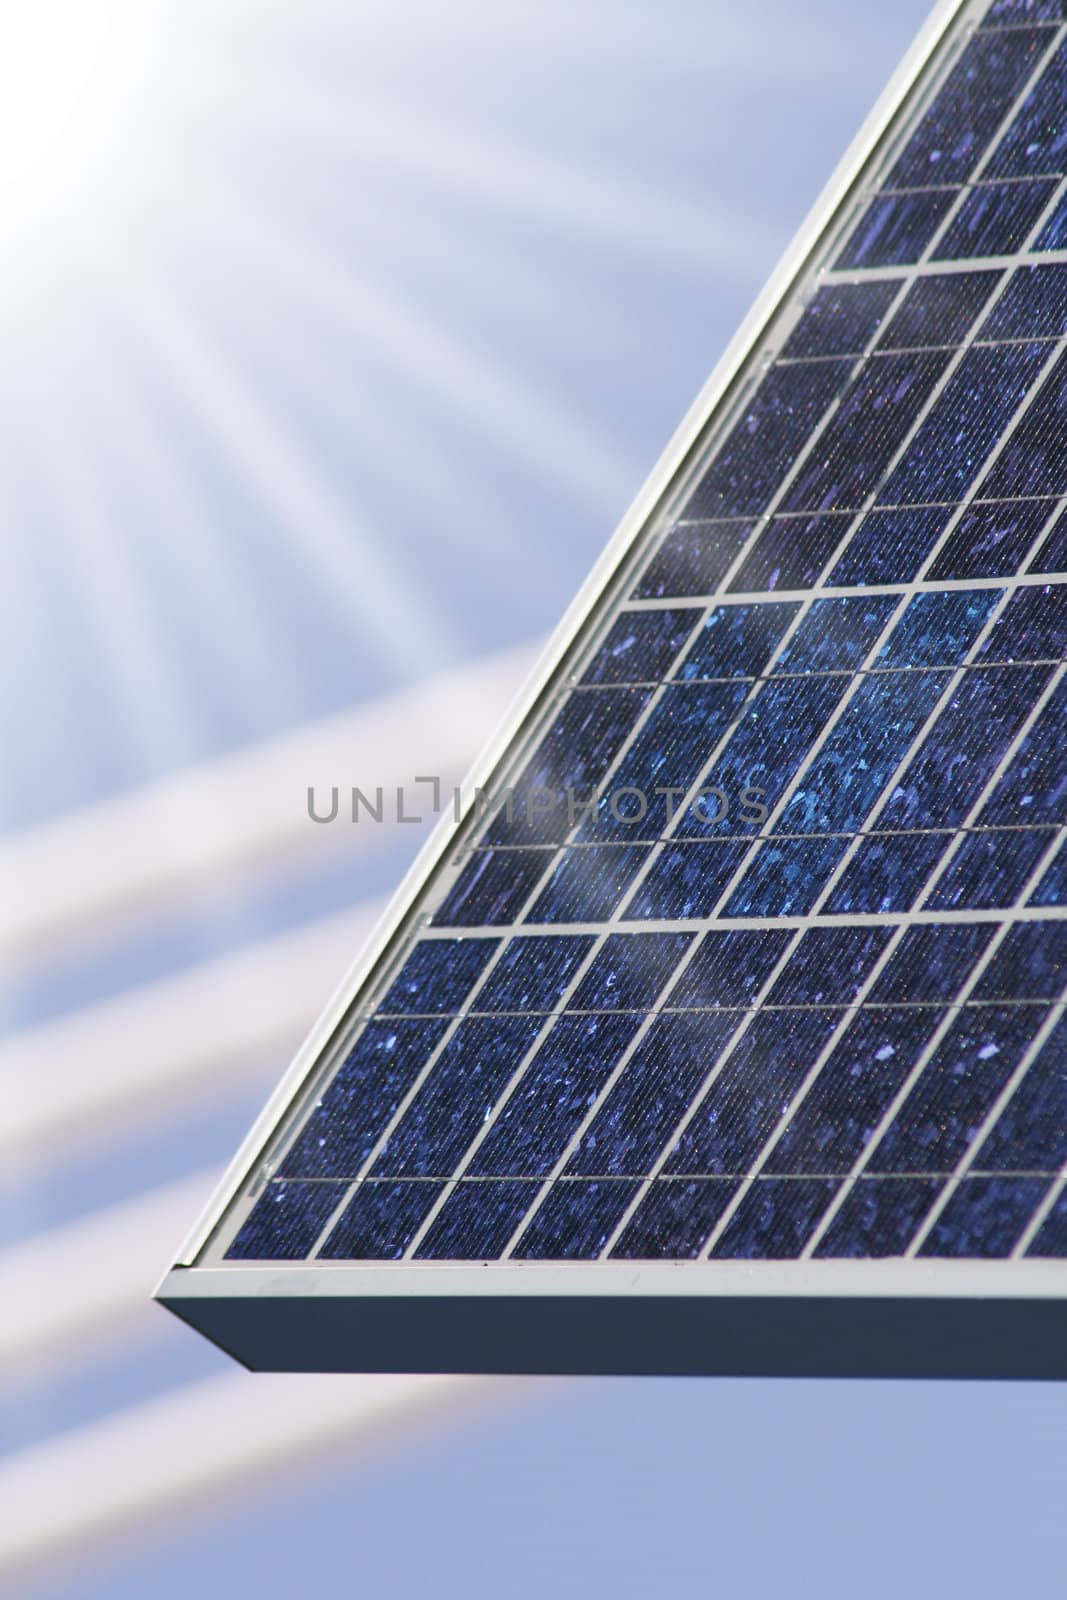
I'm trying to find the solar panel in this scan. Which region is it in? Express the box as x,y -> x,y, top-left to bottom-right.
158,0 -> 1067,1378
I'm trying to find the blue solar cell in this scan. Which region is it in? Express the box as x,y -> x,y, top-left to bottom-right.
370,1016 -> 543,1177
815,1176 -> 945,1257
977,673 -> 1067,825
513,1179 -> 640,1259
781,280 -> 899,360
771,595 -> 900,676
526,844 -> 651,923
675,601 -> 799,679
318,1180 -> 441,1260
918,1176 -> 1050,1258
632,520 -> 756,599
983,346 -> 1067,499
869,921 -> 995,1002
414,1179 -> 536,1260
827,506 -> 952,587
486,687 -> 650,846
1027,1189 -> 1067,1255
226,1181 -> 346,1261
880,269 -> 1001,350
1033,190 -> 1067,248
980,264 -> 1067,339
764,924 -> 893,1006
927,498 -> 1052,579
934,179 -> 1058,259
280,1018 -> 450,1177
433,847 -> 552,927
1030,845 -> 1066,904
726,513 -> 851,592
711,1177 -> 841,1259
468,1012 -> 643,1176
766,1006 -> 948,1176
623,840 -> 753,919
778,670 -> 950,835
868,1003 -> 1051,1173
568,932 -> 693,1011
611,1178 -> 742,1259
783,351 -> 951,514
475,934 -> 594,1012
973,918 -> 1067,999
663,927 -> 792,1008
580,608 -> 701,683
836,189 -> 957,270
686,361 -> 851,519
977,581 -> 1065,660
665,1008 -> 843,1176
822,830 -> 951,914
878,342 -> 1051,506
1027,503 -> 1067,571
377,937 -> 499,1014
567,1012 -> 741,1177
923,826 -> 1054,909
877,589 -> 1001,667
985,31 -> 1067,177
974,1011 -> 1067,1168
887,27 -> 1053,188
985,0 -> 1067,21
722,835 -> 849,917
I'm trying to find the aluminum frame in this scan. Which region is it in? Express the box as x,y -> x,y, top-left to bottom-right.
157,0 -> 1067,1378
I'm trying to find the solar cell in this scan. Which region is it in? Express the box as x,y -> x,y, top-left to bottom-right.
160,0 -> 1067,1378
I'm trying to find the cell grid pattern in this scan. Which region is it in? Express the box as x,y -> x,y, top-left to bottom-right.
229,0 -> 1067,1267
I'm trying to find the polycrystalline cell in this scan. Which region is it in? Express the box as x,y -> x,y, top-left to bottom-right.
721,835 -> 849,917
877,342 -> 1052,507
982,346 -> 1067,500
977,672 -> 1067,825
835,189 -> 957,271
1030,845 -> 1066,904
684,360 -> 851,520
868,920 -> 995,1002
918,1176 -> 1050,1258
782,351 -> 951,514
726,513 -> 851,592
663,927 -> 793,1009
376,937 -> 499,1014
675,600 -> 798,679
525,844 -> 651,923
566,1011 -> 742,1177
226,1180 -> 347,1261
611,1178 -> 742,1259
765,1006 -> 948,1176
827,506 -> 952,587
985,0 -> 1067,21
885,25 -> 1053,189
512,1178 -> 640,1260
467,1011 -> 643,1177
414,1179 -> 538,1260
710,1178 -> 841,1259
580,607 -> 701,684
984,31 -> 1067,178
927,498 -> 1053,580
976,580 -> 1065,659
475,934 -> 594,1013
1034,191 -> 1067,248
879,270 -> 1001,350
433,847 -> 552,927
664,1007 -> 843,1176
763,924 -> 893,1006
867,1003 -> 1052,1174
780,279 -> 899,360
318,1180 -> 441,1260
567,931 -> 693,1012
279,1017 -> 450,1178
980,264 -> 1067,340
1028,503 -> 1067,571
623,839 -> 754,919
876,588 -> 1000,667
632,520 -> 756,600
1028,1189 -> 1067,1255
485,686 -> 650,846
814,1176 -> 945,1258
923,825 -> 1054,909
369,1015 -> 543,1177
972,917 -> 1067,999
973,1010 -> 1067,1168
876,665 -> 1054,832
771,595 -> 900,676
822,830 -> 951,914
933,179 -> 1058,259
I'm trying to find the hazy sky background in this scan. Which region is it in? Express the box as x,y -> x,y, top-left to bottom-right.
8,2 -> 1066,1596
